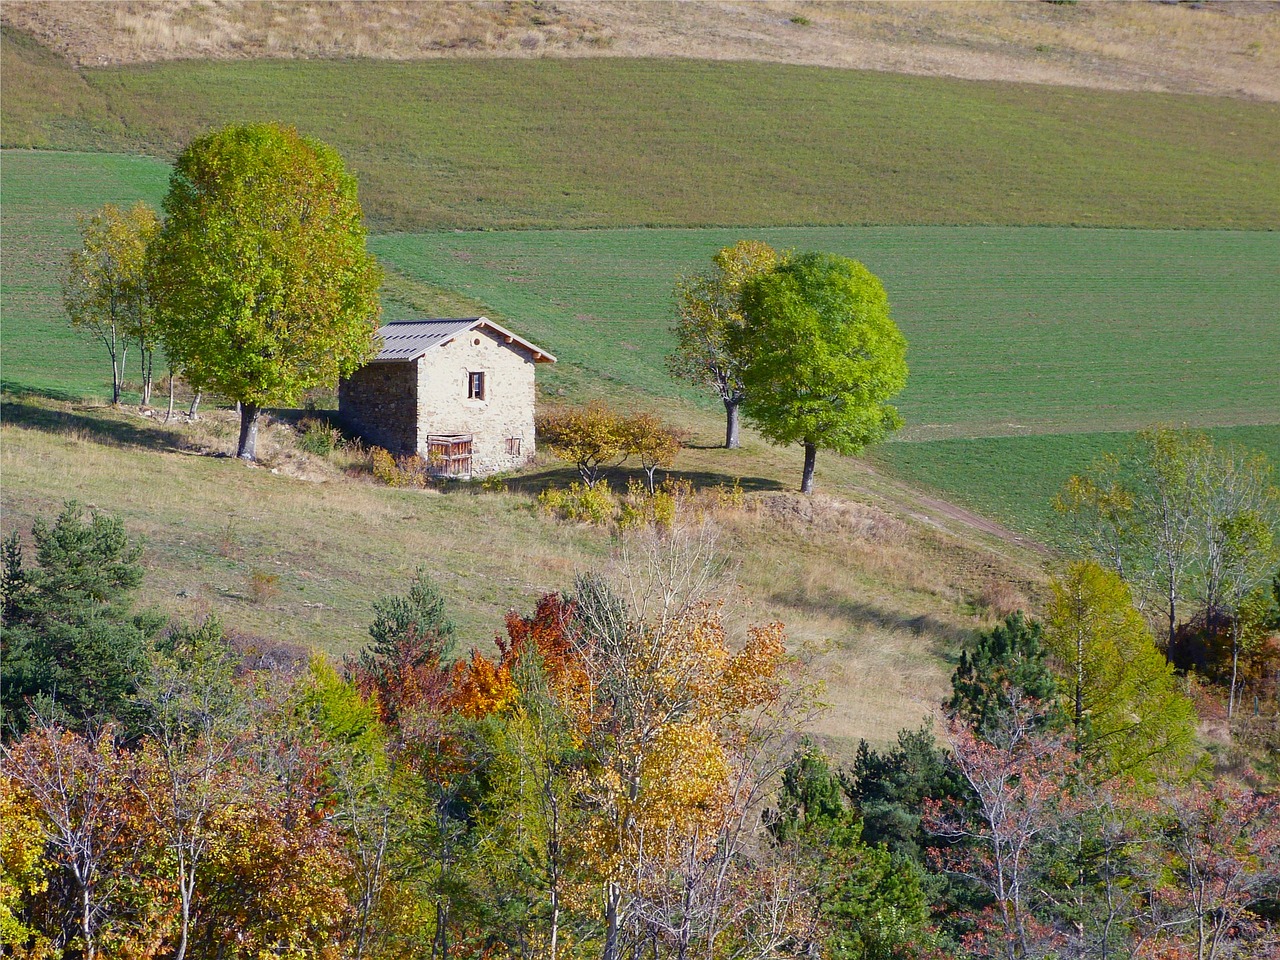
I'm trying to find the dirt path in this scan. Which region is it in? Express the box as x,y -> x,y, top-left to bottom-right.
855,460 -> 1052,558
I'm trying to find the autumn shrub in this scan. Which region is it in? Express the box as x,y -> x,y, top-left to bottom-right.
539,480 -> 615,525
619,478 -> 677,531
538,404 -> 683,489
247,568 -> 280,604
536,404 -> 626,486
711,478 -> 746,511
297,417 -> 343,457
395,453 -> 432,489
371,446 -> 400,486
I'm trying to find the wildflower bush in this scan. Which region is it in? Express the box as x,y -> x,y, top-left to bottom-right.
539,480 -> 616,524
541,476 -> 747,531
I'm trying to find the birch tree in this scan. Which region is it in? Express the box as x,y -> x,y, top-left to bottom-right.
63,202 -> 160,405
133,619 -> 246,960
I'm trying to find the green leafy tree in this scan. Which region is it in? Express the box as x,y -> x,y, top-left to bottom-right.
668,240 -> 784,448
1,503 -> 159,734
536,404 -> 628,487
732,252 -> 908,494
1045,561 -> 1198,780
150,122 -> 382,461
62,202 -> 161,405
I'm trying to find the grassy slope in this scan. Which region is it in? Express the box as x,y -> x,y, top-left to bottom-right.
1,396 -> 1042,744
370,227 -> 1280,439
869,425 -> 1280,545
5,149 -> 1278,540
3,30 -> 1278,231
3,31 -> 1277,741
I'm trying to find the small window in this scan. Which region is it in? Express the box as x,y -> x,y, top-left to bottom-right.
506,437 -> 522,457
468,371 -> 486,400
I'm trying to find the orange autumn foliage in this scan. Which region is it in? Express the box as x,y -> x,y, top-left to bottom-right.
450,594 -> 592,726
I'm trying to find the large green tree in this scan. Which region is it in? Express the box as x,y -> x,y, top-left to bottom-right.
150,123 -> 382,461
668,240 -> 784,449
732,252 -> 908,493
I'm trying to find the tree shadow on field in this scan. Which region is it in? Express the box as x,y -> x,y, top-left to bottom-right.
771,585 -> 972,664
0,381 -> 87,404
0,397 -> 189,454
503,463 -> 784,498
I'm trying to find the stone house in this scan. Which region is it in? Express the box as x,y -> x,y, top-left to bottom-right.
339,317 -> 555,478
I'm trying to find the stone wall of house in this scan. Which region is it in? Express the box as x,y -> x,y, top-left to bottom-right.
338,362 -> 419,455
416,327 -> 538,475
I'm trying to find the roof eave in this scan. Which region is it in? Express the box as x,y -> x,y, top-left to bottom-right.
473,318 -> 557,363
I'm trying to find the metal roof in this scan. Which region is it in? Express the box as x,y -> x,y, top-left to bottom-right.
370,318 -> 556,364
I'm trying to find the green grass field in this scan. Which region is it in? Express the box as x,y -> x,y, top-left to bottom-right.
370,226 -> 1280,439
4,27 -> 1278,231
870,425 -> 1280,545
4,147 -> 1277,543
3,33 -> 1278,545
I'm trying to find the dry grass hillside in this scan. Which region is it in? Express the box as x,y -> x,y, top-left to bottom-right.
3,0 -> 1277,100
0,394 -> 1049,748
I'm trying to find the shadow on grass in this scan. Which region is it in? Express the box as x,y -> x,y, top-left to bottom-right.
1,381 -> 93,404
772,586 -> 972,661
0,398 -> 190,454
504,463 -> 784,497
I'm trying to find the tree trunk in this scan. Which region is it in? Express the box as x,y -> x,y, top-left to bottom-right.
1228,623 -> 1242,720
166,372 -> 176,422
800,442 -> 817,495
237,403 -> 261,461
644,464 -> 658,495
141,349 -> 153,406
81,883 -> 95,960
188,392 -> 201,420
603,881 -> 621,960
724,399 -> 741,449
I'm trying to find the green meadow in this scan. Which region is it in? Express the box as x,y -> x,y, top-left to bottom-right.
869,425 -> 1280,545
4,28 -> 1278,231
2,38 -> 1277,543
369,227 -> 1280,440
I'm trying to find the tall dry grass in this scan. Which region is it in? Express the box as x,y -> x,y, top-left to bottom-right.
3,0 -> 1275,99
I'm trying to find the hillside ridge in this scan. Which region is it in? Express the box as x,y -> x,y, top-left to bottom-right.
3,0 -> 1278,101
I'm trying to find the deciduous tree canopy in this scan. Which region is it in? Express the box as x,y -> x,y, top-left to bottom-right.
62,202 -> 160,405
732,252 -> 908,494
668,240 -> 784,449
150,122 -> 382,461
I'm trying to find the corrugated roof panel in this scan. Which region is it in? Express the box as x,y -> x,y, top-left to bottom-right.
371,319 -> 482,362
370,318 -> 555,364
